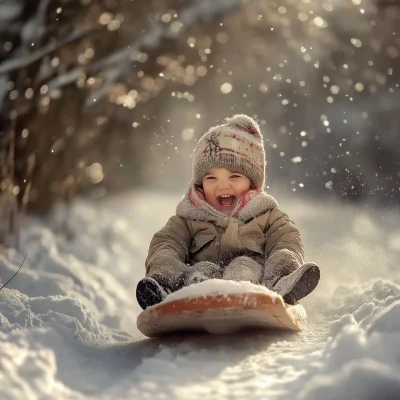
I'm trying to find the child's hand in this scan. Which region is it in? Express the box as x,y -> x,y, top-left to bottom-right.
184,261 -> 220,286
185,271 -> 210,285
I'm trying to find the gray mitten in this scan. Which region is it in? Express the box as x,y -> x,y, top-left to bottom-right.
262,249 -> 302,289
223,256 -> 262,284
185,261 -> 221,286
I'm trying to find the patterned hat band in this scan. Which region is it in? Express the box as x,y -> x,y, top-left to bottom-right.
193,153 -> 264,189
191,114 -> 266,189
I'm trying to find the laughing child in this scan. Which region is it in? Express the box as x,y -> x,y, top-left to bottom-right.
136,114 -> 320,309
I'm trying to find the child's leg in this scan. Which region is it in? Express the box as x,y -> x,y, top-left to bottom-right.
137,263 -> 222,309
138,261 -> 199,309
262,249 -> 320,303
223,256 -> 262,284
262,249 -> 301,289
185,261 -> 221,286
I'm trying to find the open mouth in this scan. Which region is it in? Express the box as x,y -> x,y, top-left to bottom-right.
217,194 -> 237,208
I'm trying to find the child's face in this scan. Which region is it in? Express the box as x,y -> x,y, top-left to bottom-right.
201,167 -> 251,214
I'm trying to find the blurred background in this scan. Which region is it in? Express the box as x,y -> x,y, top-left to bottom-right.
0,0 -> 399,247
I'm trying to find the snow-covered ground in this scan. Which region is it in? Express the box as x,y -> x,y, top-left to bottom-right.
1,189 -> 400,399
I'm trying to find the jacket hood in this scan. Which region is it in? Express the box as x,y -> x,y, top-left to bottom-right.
176,182 -> 278,225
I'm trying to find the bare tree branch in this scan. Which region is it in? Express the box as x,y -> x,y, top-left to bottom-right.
0,25 -> 102,75
44,0 -> 243,105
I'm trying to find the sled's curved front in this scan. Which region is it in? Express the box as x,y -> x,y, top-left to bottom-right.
137,291 -> 307,337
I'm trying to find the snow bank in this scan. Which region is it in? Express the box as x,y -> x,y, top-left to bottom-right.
0,199 -> 144,398
292,281 -> 400,399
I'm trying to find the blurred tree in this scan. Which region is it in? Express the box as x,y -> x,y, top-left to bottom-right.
0,0 -> 241,249
0,0 -> 399,248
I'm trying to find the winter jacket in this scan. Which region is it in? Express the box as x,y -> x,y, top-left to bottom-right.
145,190 -> 304,287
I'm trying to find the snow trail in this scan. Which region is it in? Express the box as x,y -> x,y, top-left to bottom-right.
0,190 -> 399,399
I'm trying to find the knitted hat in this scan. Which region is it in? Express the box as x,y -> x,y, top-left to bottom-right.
192,114 -> 266,189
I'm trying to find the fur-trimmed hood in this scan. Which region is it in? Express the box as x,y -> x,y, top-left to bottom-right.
176,183 -> 278,227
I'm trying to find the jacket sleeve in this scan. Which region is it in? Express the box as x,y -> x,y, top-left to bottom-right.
263,207 -> 305,286
145,215 -> 192,280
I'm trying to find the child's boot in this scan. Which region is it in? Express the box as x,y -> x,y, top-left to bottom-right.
272,262 -> 320,305
136,275 -> 174,310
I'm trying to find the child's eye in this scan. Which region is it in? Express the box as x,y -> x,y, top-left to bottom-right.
205,176 -> 216,180
231,175 -> 241,178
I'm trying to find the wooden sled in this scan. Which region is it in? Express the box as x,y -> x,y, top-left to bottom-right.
137,280 -> 307,337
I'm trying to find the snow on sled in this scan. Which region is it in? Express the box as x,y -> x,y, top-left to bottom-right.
137,279 -> 307,337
